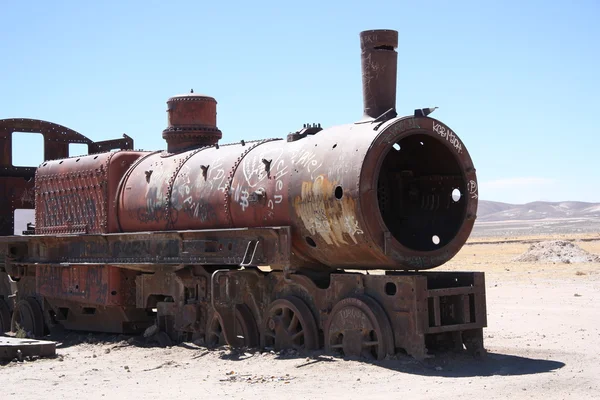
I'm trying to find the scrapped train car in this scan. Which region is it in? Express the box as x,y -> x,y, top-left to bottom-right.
0,30 -> 486,359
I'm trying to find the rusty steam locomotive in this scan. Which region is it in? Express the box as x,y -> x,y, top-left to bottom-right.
0,30 -> 486,359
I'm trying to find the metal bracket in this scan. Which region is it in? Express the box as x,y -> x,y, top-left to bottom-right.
240,240 -> 259,267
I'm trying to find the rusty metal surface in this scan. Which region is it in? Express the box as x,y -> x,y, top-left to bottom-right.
36,265 -> 137,307
263,296 -> 319,351
110,30 -> 477,271
360,29 -> 398,120
0,226 -> 291,271
206,305 -> 259,347
203,267 -> 487,359
35,151 -> 146,234
163,93 -> 222,152
114,117 -> 476,271
0,118 -> 133,236
44,297 -> 153,334
324,296 -> 394,359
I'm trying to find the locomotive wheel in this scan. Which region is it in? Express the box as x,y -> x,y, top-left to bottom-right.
206,304 -> 259,348
11,297 -> 45,338
324,296 -> 394,360
263,296 -> 319,351
0,299 -> 11,334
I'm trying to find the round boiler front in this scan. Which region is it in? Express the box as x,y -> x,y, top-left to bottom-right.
377,133 -> 466,251
359,116 -> 478,270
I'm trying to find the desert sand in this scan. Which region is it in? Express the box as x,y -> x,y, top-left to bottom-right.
1,237 -> 599,400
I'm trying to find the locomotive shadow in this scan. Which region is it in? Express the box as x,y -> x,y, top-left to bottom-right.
290,351 -> 565,378
46,331 -> 565,378
255,349 -> 565,378
391,353 -> 562,377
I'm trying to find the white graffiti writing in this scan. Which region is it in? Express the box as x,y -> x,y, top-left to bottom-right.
432,122 -> 462,153
210,157 -> 228,193
243,148 -> 285,188
292,150 -> 323,180
344,215 -> 364,237
239,189 -> 249,211
468,180 -> 478,199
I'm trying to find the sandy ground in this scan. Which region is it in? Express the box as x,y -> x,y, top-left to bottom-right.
1,239 -> 599,400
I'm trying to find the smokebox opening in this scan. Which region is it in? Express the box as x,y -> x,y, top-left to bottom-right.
377,134 -> 467,251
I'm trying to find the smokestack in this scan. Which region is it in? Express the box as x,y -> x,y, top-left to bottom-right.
360,29 -> 398,120
162,91 -> 222,153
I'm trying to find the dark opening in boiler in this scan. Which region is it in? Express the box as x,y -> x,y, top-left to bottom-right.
377,134 -> 466,251
306,236 -> 317,248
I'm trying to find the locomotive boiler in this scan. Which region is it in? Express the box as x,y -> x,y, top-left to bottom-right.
0,30 -> 486,360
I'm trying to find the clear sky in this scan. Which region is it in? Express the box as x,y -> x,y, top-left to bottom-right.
1,0 -> 598,204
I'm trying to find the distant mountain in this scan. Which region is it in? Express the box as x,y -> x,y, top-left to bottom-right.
477,200 -> 600,222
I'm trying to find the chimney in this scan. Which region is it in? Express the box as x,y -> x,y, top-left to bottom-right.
360,29 -> 398,120
162,91 -> 222,152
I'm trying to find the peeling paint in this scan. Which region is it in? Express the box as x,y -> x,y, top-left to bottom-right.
294,175 -> 364,246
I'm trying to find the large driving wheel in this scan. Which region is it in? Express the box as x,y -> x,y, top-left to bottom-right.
10,297 -> 45,338
324,296 -> 394,360
0,299 -> 11,334
206,304 -> 259,348
263,296 -> 319,351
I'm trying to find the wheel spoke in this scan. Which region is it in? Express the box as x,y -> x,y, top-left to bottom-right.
324,296 -> 393,360
265,297 -> 319,351
291,329 -> 304,341
287,314 -> 299,333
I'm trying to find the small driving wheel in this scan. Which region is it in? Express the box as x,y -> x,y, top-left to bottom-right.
324,296 -> 394,360
263,296 -> 319,351
206,304 -> 259,348
11,297 -> 45,338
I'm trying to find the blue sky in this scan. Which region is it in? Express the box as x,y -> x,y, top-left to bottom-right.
1,0 -> 598,204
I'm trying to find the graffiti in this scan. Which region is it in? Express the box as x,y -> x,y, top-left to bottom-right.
243,148 -> 285,188
180,199 -> 217,223
468,180 -> 478,199
239,189 -> 249,212
294,175 -> 364,246
210,157 -> 228,193
432,122 -> 463,153
344,215 -> 364,237
136,187 -> 165,223
385,118 -> 420,141
327,155 -> 353,178
292,150 -> 323,180
266,159 -> 288,218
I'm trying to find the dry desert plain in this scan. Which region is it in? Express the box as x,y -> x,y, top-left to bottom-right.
1,232 -> 599,400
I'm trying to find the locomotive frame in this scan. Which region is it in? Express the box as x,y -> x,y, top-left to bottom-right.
1,223 -> 486,359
